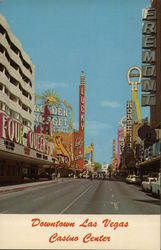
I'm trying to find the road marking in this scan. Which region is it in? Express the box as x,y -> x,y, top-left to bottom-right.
110,202 -> 119,212
60,185 -> 93,214
110,188 -> 112,191
111,194 -> 114,198
113,202 -> 119,211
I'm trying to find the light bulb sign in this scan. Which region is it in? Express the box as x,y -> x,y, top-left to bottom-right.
127,66 -> 142,89
141,7 -> 157,106
34,101 -> 73,133
80,86 -> 85,131
0,112 -> 54,157
126,101 -> 133,152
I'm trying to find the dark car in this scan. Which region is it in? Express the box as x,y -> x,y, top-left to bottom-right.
135,176 -> 142,185
37,172 -> 52,180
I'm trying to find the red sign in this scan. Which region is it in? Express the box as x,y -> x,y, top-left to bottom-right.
0,112 -> 54,156
74,72 -> 85,170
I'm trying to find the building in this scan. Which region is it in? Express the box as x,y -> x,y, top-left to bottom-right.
0,14 -> 35,131
141,0 -> 161,129
0,13 -> 55,184
101,163 -> 109,174
117,1 -> 161,177
33,71 -> 86,175
150,0 -> 161,129
137,0 -> 161,176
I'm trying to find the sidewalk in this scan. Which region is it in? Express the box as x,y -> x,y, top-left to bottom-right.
0,178 -> 63,194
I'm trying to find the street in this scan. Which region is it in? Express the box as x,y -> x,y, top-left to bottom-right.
0,178 -> 160,214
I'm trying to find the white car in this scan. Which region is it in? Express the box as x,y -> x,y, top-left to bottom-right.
141,177 -> 157,192
82,172 -> 90,179
151,173 -> 161,198
126,175 -> 137,184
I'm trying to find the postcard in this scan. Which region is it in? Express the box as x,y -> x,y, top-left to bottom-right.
0,0 -> 160,249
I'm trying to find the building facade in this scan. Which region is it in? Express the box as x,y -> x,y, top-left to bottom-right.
0,14 -> 35,131
141,0 -> 161,129
0,13 -> 55,184
150,0 -> 161,129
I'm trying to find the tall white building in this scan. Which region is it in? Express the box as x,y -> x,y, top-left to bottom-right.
0,13 -> 35,138
0,13 -> 56,185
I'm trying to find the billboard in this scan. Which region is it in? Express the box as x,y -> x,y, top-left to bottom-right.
34,96 -> 73,133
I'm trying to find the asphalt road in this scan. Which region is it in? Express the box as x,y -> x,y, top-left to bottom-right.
0,178 -> 160,214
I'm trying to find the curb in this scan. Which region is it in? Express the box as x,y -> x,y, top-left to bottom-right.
0,178 -> 63,194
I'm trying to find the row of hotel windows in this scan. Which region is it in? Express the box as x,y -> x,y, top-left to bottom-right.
0,63 -> 32,100
0,24 -> 32,74
0,101 -> 32,127
0,83 -> 32,114
0,44 -> 32,87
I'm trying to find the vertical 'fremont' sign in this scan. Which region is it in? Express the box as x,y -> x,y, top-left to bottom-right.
141,7 -> 157,106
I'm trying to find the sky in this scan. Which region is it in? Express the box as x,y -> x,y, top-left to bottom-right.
0,0 -> 151,164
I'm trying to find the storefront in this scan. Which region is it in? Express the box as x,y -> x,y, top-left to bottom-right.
136,155 -> 161,177
0,113 -> 57,185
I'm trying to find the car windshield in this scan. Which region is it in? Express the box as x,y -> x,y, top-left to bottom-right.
149,178 -> 156,182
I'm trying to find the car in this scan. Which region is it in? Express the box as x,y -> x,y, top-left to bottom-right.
126,175 -> 137,184
151,173 -> 161,198
82,172 -> 90,179
135,176 -> 142,185
141,177 -> 157,192
36,172 -> 52,180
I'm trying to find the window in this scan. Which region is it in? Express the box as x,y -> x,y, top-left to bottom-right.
10,60 -> 19,70
10,93 -> 17,103
5,87 -> 9,96
0,83 -> 3,91
10,42 -> 19,55
0,165 -> 4,176
0,44 -> 4,53
22,89 -> 28,98
0,63 -> 4,72
10,76 -> 18,86
5,50 -> 10,63
5,69 -> 10,80
14,112 -> 19,120
0,25 -> 5,35
23,119 -> 28,126
22,103 -> 28,112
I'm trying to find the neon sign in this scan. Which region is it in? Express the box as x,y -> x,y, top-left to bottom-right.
34,102 -> 73,132
80,87 -> 85,131
141,7 -> 157,106
126,101 -> 133,151
0,112 -> 54,156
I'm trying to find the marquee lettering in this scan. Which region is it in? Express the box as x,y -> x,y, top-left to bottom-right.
0,112 -> 54,156
141,7 -> 157,107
